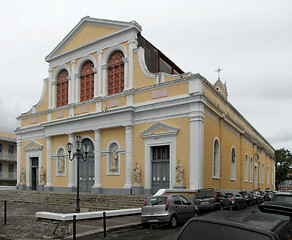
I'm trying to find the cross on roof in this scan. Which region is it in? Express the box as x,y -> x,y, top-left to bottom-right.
215,66 -> 223,80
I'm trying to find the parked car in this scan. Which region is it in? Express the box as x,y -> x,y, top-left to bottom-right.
141,194 -> 198,228
177,211 -> 292,240
239,190 -> 256,206
193,188 -> 230,211
254,191 -> 265,204
256,201 -> 292,221
225,192 -> 247,210
270,191 -> 292,204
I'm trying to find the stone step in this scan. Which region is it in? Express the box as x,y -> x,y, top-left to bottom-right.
0,190 -> 150,211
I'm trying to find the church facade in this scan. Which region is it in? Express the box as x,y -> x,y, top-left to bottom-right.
16,17 -> 275,194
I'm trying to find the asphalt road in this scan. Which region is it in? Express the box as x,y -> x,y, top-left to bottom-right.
78,204 -> 259,240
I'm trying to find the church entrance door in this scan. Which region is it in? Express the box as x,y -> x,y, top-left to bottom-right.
151,145 -> 170,194
31,157 -> 38,190
79,138 -> 95,192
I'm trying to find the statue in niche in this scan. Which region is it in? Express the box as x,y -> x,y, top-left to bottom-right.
58,155 -> 65,174
110,150 -> 118,172
40,166 -> 46,185
133,162 -> 141,185
19,168 -> 25,184
175,159 -> 184,186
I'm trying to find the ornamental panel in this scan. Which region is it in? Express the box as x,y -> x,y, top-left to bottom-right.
80,61 -> 94,102
56,69 -> 68,108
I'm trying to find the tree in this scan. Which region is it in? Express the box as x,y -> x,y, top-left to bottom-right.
275,148 -> 292,189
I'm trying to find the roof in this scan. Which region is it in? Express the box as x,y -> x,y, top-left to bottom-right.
45,16 -> 142,62
202,211 -> 285,232
0,132 -> 16,143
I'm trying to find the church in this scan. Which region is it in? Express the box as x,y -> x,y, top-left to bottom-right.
15,17 -> 275,194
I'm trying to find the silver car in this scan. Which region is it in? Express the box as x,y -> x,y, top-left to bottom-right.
141,194 -> 198,228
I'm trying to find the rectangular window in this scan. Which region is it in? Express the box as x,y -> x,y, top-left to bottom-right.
8,164 -> 14,173
8,145 -> 14,154
0,143 -> 2,153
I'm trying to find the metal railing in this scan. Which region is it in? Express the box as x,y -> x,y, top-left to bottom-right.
0,153 -> 16,162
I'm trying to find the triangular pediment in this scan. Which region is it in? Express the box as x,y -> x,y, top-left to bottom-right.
141,122 -> 179,139
46,16 -> 141,61
24,140 -> 43,152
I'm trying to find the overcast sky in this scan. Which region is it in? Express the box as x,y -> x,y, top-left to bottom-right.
0,0 -> 291,151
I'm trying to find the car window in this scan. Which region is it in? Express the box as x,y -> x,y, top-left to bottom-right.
178,221 -> 273,240
179,195 -> 190,205
217,191 -> 225,197
172,195 -> 182,205
145,197 -> 167,206
196,190 -> 214,199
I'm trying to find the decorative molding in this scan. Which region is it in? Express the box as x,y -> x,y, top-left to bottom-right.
141,122 -> 179,139
24,140 -> 43,152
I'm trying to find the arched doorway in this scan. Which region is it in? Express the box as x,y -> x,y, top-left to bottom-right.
79,138 -> 95,192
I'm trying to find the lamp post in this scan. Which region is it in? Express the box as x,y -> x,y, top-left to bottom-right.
67,135 -> 89,213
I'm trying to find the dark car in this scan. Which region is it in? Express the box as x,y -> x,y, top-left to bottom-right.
240,190 -> 256,206
141,194 -> 198,228
177,211 -> 292,240
193,188 -> 230,211
271,191 -> 292,204
225,192 -> 247,210
254,191 -> 265,204
256,201 -> 292,221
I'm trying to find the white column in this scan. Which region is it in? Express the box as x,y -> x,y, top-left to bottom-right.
127,39 -> 137,89
189,105 -> 205,190
101,64 -> 107,96
67,133 -> 75,187
123,58 -> 129,90
45,136 -> 52,187
93,67 -> 98,98
52,80 -> 57,108
97,51 -> 102,97
93,129 -> 102,189
75,74 -> 80,102
124,126 -> 133,189
48,68 -> 53,108
70,60 -> 76,104
16,139 -> 21,185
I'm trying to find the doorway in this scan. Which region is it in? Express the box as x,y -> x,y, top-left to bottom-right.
151,145 -> 170,194
31,157 -> 38,190
79,138 -> 95,192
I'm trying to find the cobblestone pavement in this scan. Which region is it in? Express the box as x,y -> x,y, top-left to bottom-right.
0,201 -> 76,240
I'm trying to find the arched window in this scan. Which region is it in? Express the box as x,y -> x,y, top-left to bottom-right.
107,51 -> 124,95
244,154 -> 248,182
231,147 -> 236,180
213,139 -> 220,178
250,157 -> 253,182
56,69 -> 68,107
80,60 -> 94,102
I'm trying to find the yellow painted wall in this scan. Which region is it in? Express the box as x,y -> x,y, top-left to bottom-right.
58,24 -> 120,55
133,82 -> 188,105
133,53 -> 156,89
101,127 -> 125,188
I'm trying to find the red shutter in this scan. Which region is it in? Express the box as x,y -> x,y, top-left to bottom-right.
108,51 -> 124,95
56,69 -> 68,108
80,61 -> 94,102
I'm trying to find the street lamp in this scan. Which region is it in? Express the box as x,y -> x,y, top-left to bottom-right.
67,135 -> 89,213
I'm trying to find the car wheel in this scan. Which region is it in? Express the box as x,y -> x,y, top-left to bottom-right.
244,202 -> 247,209
169,215 -> 177,228
229,204 -> 232,211
237,203 -> 240,210
220,204 -> 224,210
142,223 -> 150,228
193,211 -> 199,217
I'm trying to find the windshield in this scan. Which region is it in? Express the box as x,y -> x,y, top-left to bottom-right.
179,221 -> 273,240
144,197 -> 167,206
196,190 -> 214,199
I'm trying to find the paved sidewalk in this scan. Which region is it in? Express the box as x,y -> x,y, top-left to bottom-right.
0,201 -> 142,240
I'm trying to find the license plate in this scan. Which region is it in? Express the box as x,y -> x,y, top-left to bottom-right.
148,219 -> 159,223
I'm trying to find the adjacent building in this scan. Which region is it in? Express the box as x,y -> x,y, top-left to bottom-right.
0,132 -> 17,186
15,17 -> 275,194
